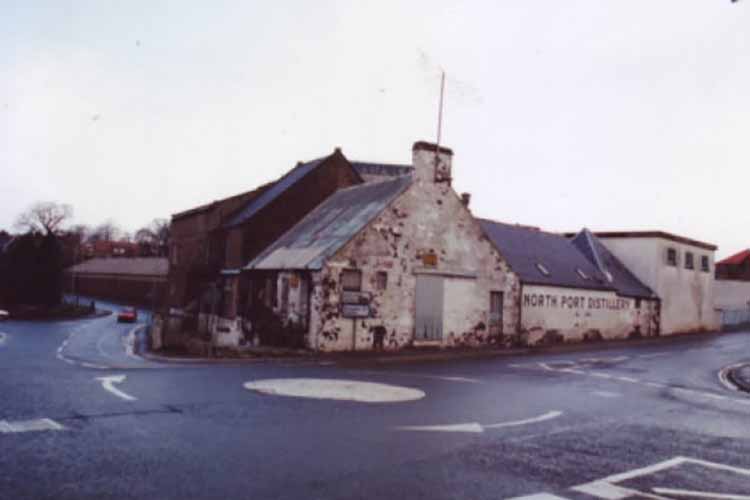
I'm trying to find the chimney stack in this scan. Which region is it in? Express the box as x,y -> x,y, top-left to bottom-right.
411,141 -> 453,185
461,192 -> 471,207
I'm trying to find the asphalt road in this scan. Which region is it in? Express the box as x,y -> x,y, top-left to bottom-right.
2,302 -> 750,499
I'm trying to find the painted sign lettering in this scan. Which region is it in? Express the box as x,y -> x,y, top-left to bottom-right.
523,293 -> 630,311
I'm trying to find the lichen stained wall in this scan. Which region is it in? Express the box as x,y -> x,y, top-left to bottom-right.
308,146 -> 520,352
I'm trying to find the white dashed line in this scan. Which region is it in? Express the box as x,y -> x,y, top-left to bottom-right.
0,418 -> 65,434
614,376 -> 640,383
507,494 -> 570,500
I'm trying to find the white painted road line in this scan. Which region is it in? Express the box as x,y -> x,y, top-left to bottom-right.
0,332 -> 7,346
96,374 -> 137,401
506,494 -> 570,500
0,418 -> 65,434
719,362 -> 748,392
484,411 -> 563,429
651,488 -> 750,499
350,370 -> 480,384
571,480 -> 650,499
397,410 -> 562,433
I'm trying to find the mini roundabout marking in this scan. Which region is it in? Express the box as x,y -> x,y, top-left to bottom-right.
243,378 -> 426,403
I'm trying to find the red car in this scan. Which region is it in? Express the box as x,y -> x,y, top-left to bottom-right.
117,307 -> 138,323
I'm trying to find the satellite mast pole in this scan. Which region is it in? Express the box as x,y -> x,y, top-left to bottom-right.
436,70 -> 446,150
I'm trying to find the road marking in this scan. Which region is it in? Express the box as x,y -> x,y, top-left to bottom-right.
245,378 -> 425,403
638,352 -> 670,359
350,370 -> 480,384
397,410 -> 562,433
506,494 -> 570,500
589,372 -> 614,379
719,362 -> 748,392
484,411 -> 563,429
651,488 -> 750,499
571,480 -> 654,499
0,418 -> 65,434
592,390 -> 621,398
96,374 -> 136,401
396,422 -> 484,433
0,332 -> 7,346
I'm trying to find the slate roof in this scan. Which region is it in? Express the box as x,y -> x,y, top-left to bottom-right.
351,162 -> 413,179
225,156 -> 330,228
65,257 -> 169,277
246,176 -> 412,271
478,219 -> 613,292
571,229 -> 655,299
717,249 -> 750,266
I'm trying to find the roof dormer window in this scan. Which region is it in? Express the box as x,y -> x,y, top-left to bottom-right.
536,263 -> 550,276
576,268 -> 589,280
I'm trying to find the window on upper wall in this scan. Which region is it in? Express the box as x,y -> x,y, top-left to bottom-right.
701,255 -> 710,273
685,252 -> 694,270
375,271 -> 388,291
667,248 -> 677,266
341,269 -> 362,291
635,298 -> 642,309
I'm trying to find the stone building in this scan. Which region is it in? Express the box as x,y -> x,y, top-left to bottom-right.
230,141 -> 518,351
168,149 -> 373,315
480,221 -> 657,344
590,232 -> 719,334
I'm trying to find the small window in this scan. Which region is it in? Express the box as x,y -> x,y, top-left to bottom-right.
701,255 -> 710,273
375,271 -> 388,291
667,248 -> 677,266
576,268 -> 589,280
536,263 -> 550,276
685,252 -> 694,270
341,269 -> 362,291
635,298 -> 642,309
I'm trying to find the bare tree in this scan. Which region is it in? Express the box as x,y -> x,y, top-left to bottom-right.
134,218 -> 170,255
90,220 -> 121,242
15,202 -> 73,235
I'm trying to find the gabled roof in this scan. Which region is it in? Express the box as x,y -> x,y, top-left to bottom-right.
65,257 -> 168,277
478,219 -> 612,291
571,229 -> 655,299
246,175 -> 412,271
717,249 -> 750,266
172,182 -> 274,221
351,162 -> 413,180
225,156 -> 332,228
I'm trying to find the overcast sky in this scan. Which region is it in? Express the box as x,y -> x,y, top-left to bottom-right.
2,1 -> 748,257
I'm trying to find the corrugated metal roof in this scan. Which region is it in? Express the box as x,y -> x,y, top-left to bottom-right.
478,219 -> 613,291
717,249 -> 750,266
571,229 -> 655,299
246,176 -> 412,271
225,156 -> 329,228
351,162 -> 413,179
65,257 -> 169,277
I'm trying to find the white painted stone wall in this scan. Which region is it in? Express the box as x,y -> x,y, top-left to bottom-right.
308,146 -> 520,352
715,279 -> 750,311
520,284 -> 656,344
598,236 -> 718,334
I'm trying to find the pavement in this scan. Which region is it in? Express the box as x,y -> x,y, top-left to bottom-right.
3,299 -> 750,499
728,363 -> 750,392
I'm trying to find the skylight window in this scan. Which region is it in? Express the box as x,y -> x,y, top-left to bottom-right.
576,268 -> 589,280
604,271 -> 613,283
536,263 -> 550,276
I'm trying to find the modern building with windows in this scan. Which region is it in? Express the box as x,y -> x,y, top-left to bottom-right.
588,232 -> 719,334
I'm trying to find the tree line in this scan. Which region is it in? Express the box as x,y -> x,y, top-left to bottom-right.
0,201 -> 170,308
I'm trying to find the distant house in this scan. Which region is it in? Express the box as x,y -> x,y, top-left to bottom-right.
64,257 -> 168,307
714,249 -> 750,325
716,249 -> 750,281
480,222 -> 657,343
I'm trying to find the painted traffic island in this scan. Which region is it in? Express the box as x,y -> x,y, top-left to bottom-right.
244,378 -> 425,403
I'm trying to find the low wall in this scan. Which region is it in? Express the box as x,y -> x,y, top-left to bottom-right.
715,279 -> 750,311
